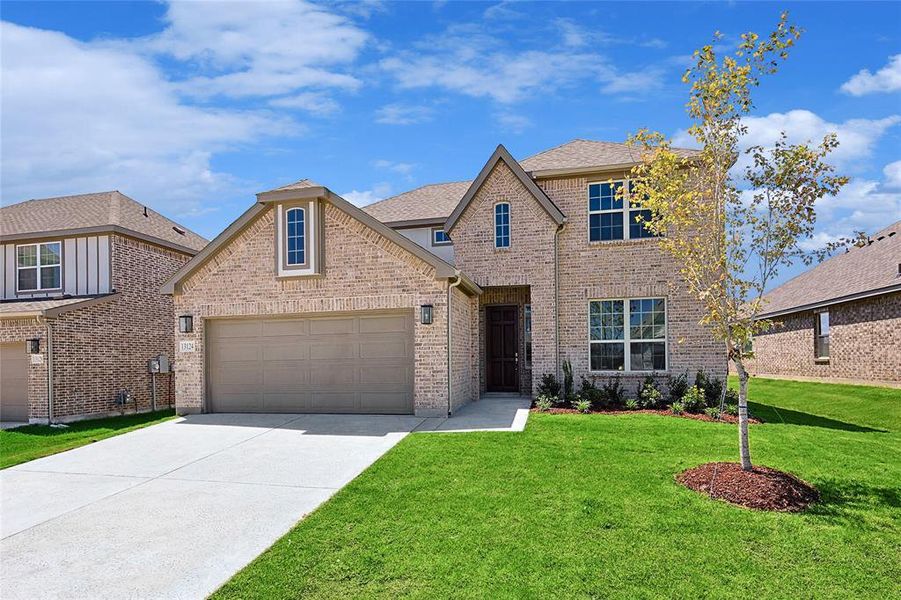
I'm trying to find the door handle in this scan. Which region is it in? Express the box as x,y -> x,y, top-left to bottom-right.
515,352 -> 519,364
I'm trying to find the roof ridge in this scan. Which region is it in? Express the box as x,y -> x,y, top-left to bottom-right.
368,179 -> 472,207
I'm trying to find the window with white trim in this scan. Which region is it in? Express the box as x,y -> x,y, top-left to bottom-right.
588,180 -> 659,241
524,304 -> 532,367
285,207 -> 306,266
432,228 -> 451,246
814,311 -> 829,360
589,298 -> 666,371
17,242 -> 61,292
494,202 -> 510,248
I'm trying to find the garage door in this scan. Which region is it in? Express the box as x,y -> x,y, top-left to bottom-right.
207,311 -> 414,414
1,342 -> 29,421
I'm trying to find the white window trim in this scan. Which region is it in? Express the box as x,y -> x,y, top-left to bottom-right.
587,179 -> 655,242
588,297 -> 668,373
285,206 -> 306,266
276,202 -> 317,277
494,201 -> 511,249
16,241 -> 62,293
431,227 -> 452,246
814,309 -> 830,360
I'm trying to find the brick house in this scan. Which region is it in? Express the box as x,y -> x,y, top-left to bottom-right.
0,192 -> 207,423
163,140 -> 726,417
744,221 -> 900,386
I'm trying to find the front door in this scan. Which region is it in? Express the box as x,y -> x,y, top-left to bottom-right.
486,305 -> 519,392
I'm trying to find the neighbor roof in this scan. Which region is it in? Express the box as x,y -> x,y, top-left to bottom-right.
0,293 -> 120,319
0,191 -> 207,253
362,181 -> 472,226
758,220 -> 901,318
520,139 -> 699,175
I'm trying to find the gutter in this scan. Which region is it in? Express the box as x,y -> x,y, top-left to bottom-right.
446,272 -> 463,417
756,283 -> 901,320
554,222 -> 566,380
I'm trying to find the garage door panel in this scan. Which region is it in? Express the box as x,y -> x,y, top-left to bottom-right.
0,343 -> 29,421
207,311 -> 413,414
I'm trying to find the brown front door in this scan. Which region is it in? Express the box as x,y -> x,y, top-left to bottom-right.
486,305 -> 519,392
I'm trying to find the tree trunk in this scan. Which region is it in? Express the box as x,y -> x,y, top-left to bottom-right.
732,358 -> 753,471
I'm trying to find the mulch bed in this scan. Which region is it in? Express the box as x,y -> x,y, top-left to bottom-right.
677,462 -> 819,511
531,407 -> 761,425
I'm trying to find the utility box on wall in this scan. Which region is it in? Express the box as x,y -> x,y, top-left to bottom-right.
147,354 -> 171,374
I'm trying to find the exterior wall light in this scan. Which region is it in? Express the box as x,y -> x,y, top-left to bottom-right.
178,315 -> 194,333
420,305 -> 433,325
27,338 -> 40,354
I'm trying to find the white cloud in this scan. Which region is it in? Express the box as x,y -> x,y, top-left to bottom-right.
373,160 -> 415,176
600,69 -> 665,95
0,21 -> 294,220
840,54 -> 901,96
374,103 -> 434,125
804,177 -> 901,247
143,0 -> 368,98
340,182 -> 392,207
883,160 -> 901,189
270,92 -> 340,116
495,112 -> 532,134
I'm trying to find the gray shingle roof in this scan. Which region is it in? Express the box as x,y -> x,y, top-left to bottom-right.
759,220 -> 901,317
0,191 -> 207,252
264,178 -> 324,193
520,138 -> 699,173
361,181 -> 472,224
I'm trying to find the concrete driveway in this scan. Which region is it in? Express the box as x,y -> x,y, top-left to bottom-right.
0,413 -> 424,600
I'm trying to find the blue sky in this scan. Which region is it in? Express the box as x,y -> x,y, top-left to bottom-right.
2,1 -> 899,286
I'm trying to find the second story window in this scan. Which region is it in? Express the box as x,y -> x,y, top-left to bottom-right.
815,311 -> 830,360
17,242 -> 61,292
495,202 -> 510,248
286,207 -> 305,266
432,228 -> 451,246
589,180 -> 659,241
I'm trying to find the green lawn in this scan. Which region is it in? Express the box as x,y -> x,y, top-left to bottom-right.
0,409 -> 176,469
215,377 -> 900,599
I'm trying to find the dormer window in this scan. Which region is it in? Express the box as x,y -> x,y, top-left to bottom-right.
17,242 -> 61,292
286,207 -> 306,265
276,201 -> 320,276
432,228 -> 451,246
494,202 -> 510,248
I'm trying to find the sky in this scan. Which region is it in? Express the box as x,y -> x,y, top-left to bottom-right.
1,1 -> 899,287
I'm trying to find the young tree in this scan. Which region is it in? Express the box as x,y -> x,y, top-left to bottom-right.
625,13 -> 852,471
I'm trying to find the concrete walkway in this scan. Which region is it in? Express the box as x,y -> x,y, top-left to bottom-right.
0,400 -> 529,599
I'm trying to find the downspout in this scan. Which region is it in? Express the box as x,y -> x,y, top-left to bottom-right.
42,317 -> 54,424
554,222 -> 566,381
446,272 -> 463,417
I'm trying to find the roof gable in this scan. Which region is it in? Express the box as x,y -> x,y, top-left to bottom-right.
445,144 -> 566,233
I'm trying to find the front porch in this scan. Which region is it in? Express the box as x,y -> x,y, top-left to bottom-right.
478,285 -> 533,396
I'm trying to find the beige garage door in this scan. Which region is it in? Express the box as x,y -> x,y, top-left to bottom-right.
207,311 -> 414,414
1,342 -> 29,422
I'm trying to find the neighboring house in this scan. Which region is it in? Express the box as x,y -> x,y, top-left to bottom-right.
0,191 -> 207,423
745,221 -> 901,386
163,140 -> 725,417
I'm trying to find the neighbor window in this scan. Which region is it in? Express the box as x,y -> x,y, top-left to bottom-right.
494,202 -> 510,248
589,298 -> 666,371
524,304 -> 532,367
815,311 -> 830,359
588,180 -> 659,241
17,242 -> 61,292
432,228 -> 451,246
285,207 -> 305,266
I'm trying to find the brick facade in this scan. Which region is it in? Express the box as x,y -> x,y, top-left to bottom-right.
450,163 -> 726,398
173,203 -> 470,417
0,235 -> 190,422
745,292 -> 901,385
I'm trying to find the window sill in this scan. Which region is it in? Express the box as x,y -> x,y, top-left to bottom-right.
276,272 -> 323,280
814,358 -> 830,364
587,238 -> 660,247
588,369 -> 669,375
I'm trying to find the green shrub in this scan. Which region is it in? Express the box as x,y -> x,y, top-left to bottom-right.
695,370 -> 725,408
703,406 -> 722,419
670,402 -> 685,415
579,376 -> 605,410
681,385 -> 706,413
724,403 -> 739,416
535,395 -> 555,412
562,359 -> 575,402
537,374 -> 562,399
668,372 -> 689,404
624,398 -> 639,410
573,398 -> 592,414
601,376 -> 627,407
637,375 -> 663,409
724,388 -> 740,405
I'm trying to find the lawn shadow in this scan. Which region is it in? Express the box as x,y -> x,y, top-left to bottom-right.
748,402 -> 887,433
1,409 -> 176,439
806,478 -> 901,526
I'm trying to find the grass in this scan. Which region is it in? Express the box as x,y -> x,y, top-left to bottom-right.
0,409 -> 176,469
215,377 -> 900,599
